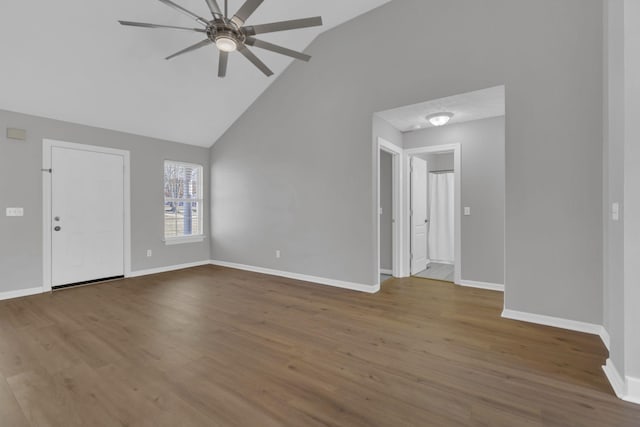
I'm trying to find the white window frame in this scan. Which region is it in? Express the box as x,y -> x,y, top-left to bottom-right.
163,160 -> 205,245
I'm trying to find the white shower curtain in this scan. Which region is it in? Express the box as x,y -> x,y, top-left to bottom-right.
428,172 -> 455,264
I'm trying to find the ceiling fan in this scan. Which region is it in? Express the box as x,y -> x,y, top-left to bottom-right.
119,0 -> 323,78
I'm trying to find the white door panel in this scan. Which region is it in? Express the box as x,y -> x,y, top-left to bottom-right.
51,147 -> 124,286
411,157 -> 428,274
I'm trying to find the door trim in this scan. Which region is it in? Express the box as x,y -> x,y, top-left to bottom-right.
404,144 -> 461,285
42,139 -> 131,292
376,137 -> 403,284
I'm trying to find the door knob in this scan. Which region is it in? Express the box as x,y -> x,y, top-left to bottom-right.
54,226 -> 61,231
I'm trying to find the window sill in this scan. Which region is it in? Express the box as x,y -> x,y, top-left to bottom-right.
164,235 -> 206,246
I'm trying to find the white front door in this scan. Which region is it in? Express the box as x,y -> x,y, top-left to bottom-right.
51,146 -> 125,287
411,157 -> 428,274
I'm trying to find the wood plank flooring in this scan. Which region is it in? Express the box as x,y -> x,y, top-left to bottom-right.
0,265 -> 639,426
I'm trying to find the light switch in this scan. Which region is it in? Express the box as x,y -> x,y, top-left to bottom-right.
6,207 -> 24,217
612,203 -> 620,221
464,207 -> 471,216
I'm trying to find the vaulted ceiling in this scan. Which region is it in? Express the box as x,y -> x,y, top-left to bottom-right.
0,0 -> 391,147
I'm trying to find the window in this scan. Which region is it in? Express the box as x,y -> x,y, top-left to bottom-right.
164,161 -> 204,243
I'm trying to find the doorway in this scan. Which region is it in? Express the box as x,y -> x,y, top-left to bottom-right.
42,139 -> 131,291
410,150 -> 456,282
406,144 -> 461,284
376,137 -> 402,286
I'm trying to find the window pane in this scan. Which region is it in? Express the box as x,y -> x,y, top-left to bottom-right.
164,161 -> 203,239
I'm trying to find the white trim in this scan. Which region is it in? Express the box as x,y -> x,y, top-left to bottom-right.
459,280 -> 504,292
404,144 -> 462,285
603,359 -> 627,399
380,269 -> 393,275
376,137 -> 404,284
600,327 -> 611,351
128,260 -> 211,278
502,309 -> 614,356
601,360 -> 640,405
626,376 -> 640,405
210,260 -> 379,294
430,259 -> 454,265
0,287 -> 43,302
164,235 -> 206,245
42,139 -> 131,292
502,309 -> 607,340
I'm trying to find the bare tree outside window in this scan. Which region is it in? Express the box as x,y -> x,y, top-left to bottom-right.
164,161 -> 203,239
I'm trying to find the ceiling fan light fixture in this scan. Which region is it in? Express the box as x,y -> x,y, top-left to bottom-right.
427,112 -> 454,127
215,34 -> 238,52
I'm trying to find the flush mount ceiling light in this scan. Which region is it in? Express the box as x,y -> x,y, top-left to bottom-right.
426,112 -> 454,127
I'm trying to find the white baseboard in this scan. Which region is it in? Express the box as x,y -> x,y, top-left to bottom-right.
501,309 -> 608,347
626,376 -> 640,405
602,360 -> 640,405
0,286 -> 44,302
210,260 -> 379,294
429,259 -> 454,265
459,280 -> 504,292
128,260 -> 212,278
379,269 -> 392,275
600,327 -> 611,351
603,359 -> 627,399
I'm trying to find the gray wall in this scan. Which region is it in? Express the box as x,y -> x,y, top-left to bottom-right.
210,0 -> 604,321
373,115 -> 403,149
603,0 -> 626,374
418,152 -> 455,172
0,109 -> 211,293
603,0 -> 640,383
623,0 -> 640,383
379,151 -> 392,271
406,117 -> 505,285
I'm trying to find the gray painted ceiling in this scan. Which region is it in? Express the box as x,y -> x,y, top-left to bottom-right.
0,0 -> 391,147
377,86 -> 505,132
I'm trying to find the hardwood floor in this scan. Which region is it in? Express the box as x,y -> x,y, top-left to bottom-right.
1,265 -> 639,426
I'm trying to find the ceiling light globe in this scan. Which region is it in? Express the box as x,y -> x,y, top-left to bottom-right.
216,36 -> 238,53
427,112 -> 454,127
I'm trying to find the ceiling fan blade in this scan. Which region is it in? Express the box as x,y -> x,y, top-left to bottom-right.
165,39 -> 212,60
243,17 -> 323,36
245,37 -> 311,62
204,0 -> 223,17
230,0 -> 264,27
157,0 -> 209,26
238,45 -> 273,76
118,20 -> 206,32
218,51 -> 229,78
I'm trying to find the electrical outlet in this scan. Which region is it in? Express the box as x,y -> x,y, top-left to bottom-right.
612,203 -> 620,221
464,207 -> 471,216
146,249 -> 152,257
276,250 -> 281,259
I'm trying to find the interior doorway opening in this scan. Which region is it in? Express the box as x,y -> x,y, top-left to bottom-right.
408,146 -> 460,284
373,85 -> 506,294
376,138 -> 402,286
